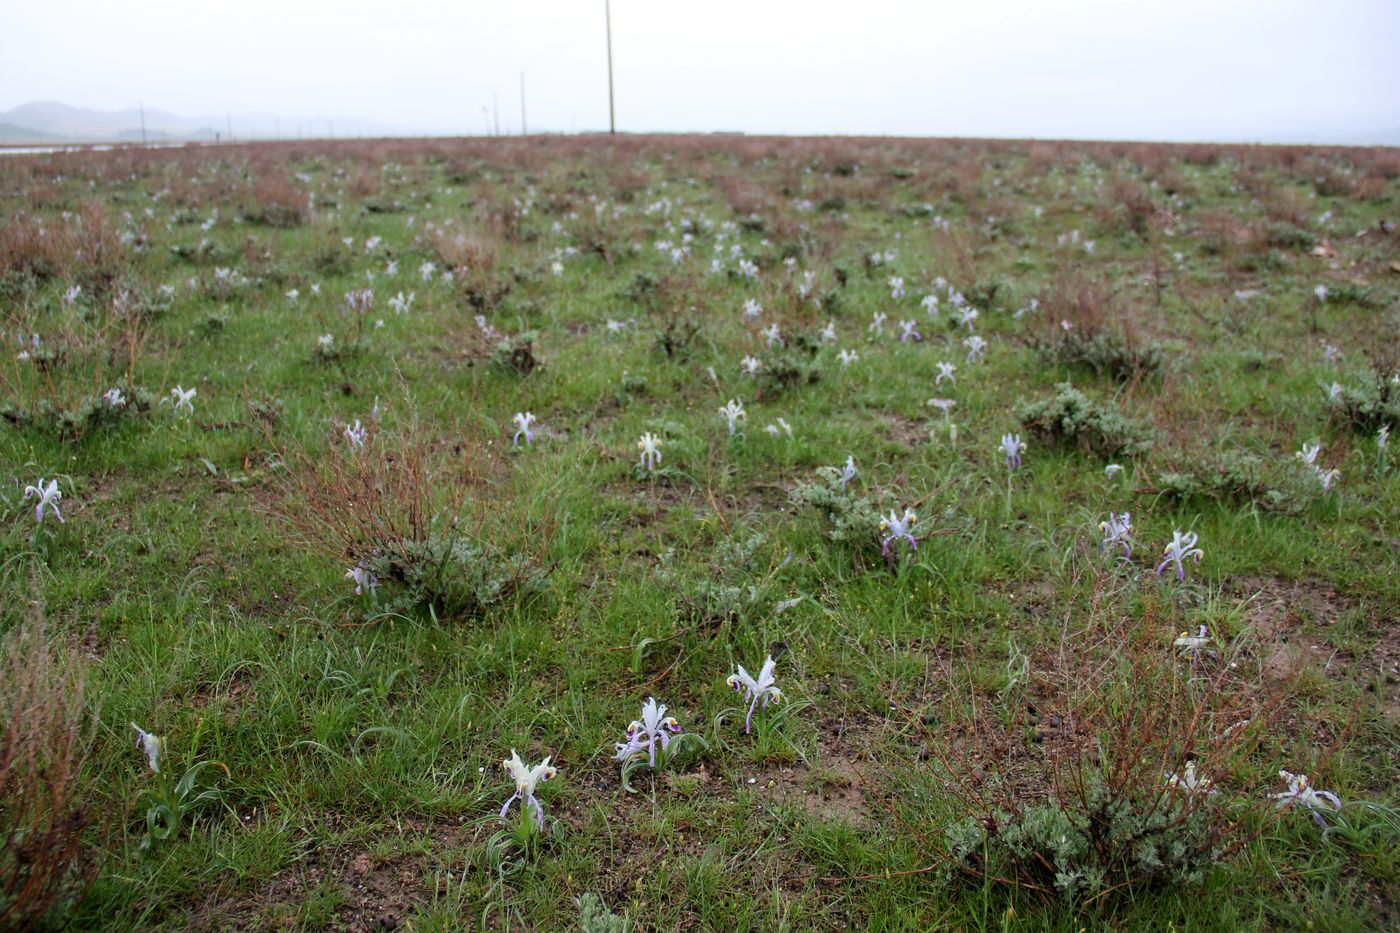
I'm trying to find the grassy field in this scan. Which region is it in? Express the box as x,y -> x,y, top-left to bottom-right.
1,134 -> 1397,931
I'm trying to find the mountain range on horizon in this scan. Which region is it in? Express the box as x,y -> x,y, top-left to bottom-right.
0,101 -> 413,145
2,100 -> 1398,147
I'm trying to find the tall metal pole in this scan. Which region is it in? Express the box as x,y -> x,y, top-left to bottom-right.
520,72 -> 527,135
605,0 -> 615,134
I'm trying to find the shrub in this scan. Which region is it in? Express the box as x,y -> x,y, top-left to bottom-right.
927,602 -> 1283,904
1016,383 -> 1153,458
789,471 -> 882,555
0,622 -> 95,928
1153,449 -> 1330,513
279,419 -> 544,622
653,532 -> 777,627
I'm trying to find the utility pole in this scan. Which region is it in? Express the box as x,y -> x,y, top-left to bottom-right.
226,114 -> 233,142
493,93 -> 500,136
481,106 -> 490,136
139,102 -> 147,145
520,72 -> 527,136
605,0 -> 616,134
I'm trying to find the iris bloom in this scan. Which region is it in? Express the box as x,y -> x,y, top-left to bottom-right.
936,362 -> 956,385
727,656 -> 784,733
869,312 -> 887,336
638,432 -> 662,470
839,456 -> 857,492
762,324 -> 783,348
742,298 -> 762,321
1272,770 -> 1341,826
964,335 -> 987,362
104,388 -> 126,408
131,722 -> 162,773
1156,530 -> 1203,581
719,399 -> 747,436
1164,761 -> 1216,797
898,320 -> 921,342
741,355 -> 762,377
344,420 -> 367,450
921,294 -> 939,318
838,349 -> 859,369
1000,433 -> 1025,470
765,417 -> 793,439
166,385 -> 196,415
23,478 -> 64,524
1173,624 -> 1215,662
880,508 -> 918,556
513,411 -> 536,446
345,565 -> 377,595
1314,284 -> 1328,303
820,322 -> 837,344
957,308 -> 980,330
1099,511 -> 1132,558
500,750 -> 557,828
613,697 -> 682,768
1296,443 -> 1321,467
889,276 -> 905,299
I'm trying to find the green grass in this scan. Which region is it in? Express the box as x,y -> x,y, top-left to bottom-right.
1,136 -> 1397,930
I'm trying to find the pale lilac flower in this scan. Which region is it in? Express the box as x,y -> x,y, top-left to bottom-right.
957,307 -> 980,330
385,259 -> 398,276
1000,433 -> 1025,470
23,478 -> 64,524
719,399 -> 747,436
1156,530 -> 1203,581
741,298 -> 762,321
737,258 -> 759,279
1378,424 -> 1391,466
927,398 -> 955,415
363,235 -> 381,254
164,386 -> 196,415
921,294 -> 939,318
1099,511 -> 1132,558
761,323 -> 783,348
344,288 -> 374,315
500,750 -> 557,828
345,564 -> 377,595
63,285 -> 82,306
1163,760 -> 1216,797
1173,624 -> 1216,663
839,456 -> 857,492
741,355 -> 762,377
318,334 -> 334,351
512,412 -> 536,446
1325,382 -> 1343,404
1296,442 -> 1321,467
898,319 -> 921,342
475,315 -> 499,340
1316,467 -> 1340,491
130,723 -> 162,773
964,335 -> 987,362
638,432 -> 663,471
1104,463 -> 1123,477
868,312 -> 887,337
819,321 -> 838,345
344,419 -> 367,450
879,508 -> 918,556
550,260 -> 564,276
388,291 -> 414,315
1272,770 -> 1342,826
936,361 -> 956,385
838,348 -> 859,369
103,388 -> 126,408
419,261 -> 436,282
1322,343 -> 1341,365
765,417 -> 793,439
1314,284 -> 1328,303
888,275 -> 905,300
286,288 -> 300,303
727,656 -> 784,733
613,697 -> 682,768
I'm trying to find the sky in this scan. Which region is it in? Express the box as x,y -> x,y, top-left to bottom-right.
2,0 -> 1398,143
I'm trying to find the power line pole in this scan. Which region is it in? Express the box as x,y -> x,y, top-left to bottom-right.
139,102 -> 147,145
605,0 -> 616,134
520,72 -> 527,136
226,114 -> 233,142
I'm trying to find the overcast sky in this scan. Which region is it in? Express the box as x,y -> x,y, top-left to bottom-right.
3,0 -> 1398,142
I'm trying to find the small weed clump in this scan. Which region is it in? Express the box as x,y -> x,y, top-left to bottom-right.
1016,383 -> 1153,458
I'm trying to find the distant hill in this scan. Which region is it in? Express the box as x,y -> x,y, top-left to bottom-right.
0,101 -> 400,143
